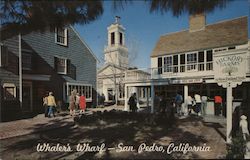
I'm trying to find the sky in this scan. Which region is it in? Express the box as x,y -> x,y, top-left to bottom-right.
75,0 -> 250,69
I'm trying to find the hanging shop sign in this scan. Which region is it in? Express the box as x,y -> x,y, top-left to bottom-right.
214,51 -> 247,88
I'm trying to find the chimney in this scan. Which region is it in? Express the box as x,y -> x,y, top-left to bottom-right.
189,13 -> 206,32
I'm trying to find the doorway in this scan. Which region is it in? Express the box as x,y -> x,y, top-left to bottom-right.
22,82 -> 32,112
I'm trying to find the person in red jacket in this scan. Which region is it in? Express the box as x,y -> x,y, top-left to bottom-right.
79,93 -> 86,114
214,95 -> 222,116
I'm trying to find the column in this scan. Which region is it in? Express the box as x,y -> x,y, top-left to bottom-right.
184,85 -> 188,101
151,84 -> 155,113
227,84 -> 233,143
124,85 -> 129,111
136,87 -> 140,109
146,87 -> 149,108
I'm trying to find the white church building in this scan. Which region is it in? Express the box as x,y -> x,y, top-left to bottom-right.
97,17 -> 150,104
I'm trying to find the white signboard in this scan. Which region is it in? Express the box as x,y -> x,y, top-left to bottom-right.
214,52 -> 246,88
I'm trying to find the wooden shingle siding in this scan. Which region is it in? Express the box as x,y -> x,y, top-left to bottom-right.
22,27 -> 97,88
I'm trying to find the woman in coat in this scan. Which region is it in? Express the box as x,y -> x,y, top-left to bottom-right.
69,90 -> 76,116
79,93 -> 86,113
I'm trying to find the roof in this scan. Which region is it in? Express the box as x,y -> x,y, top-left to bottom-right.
98,63 -> 127,74
151,16 -> 248,57
70,26 -> 100,63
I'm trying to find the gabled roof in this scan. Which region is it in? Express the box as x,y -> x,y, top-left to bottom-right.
70,26 -> 99,63
98,63 -> 126,74
151,16 -> 248,57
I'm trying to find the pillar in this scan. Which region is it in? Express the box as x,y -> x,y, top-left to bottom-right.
184,85 -> 188,101
227,84 -> 233,143
151,84 -> 155,113
136,87 -> 140,109
124,85 -> 129,111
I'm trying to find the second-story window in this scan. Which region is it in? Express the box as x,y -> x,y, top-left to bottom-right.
164,56 -> 172,72
0,44 -> 8,67
54,57 -> 67,74
55,28 -> 68,46
187,53 -> 197,71
22,52 -> 32,70
206,50 -> 213,70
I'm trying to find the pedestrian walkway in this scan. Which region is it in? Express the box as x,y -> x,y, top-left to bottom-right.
0,112 -> 74,140
0,105 -> 124,140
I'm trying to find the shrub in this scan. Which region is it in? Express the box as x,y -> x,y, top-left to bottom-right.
226,131 -> 247,159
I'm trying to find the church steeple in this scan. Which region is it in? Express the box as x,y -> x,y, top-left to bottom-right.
104,16 -> 128,68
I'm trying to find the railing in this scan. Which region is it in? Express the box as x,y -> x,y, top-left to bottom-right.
152,61 -> 213,75
125,62 -> 213,81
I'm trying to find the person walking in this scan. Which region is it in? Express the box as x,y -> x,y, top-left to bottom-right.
186,95 -> 194,115
194,93 -> 202,116
69,90 -> 76,116
214,95 -> 222,116
75,93 -> 80,111
128,93 -> 137,113
201,95 -> 208,115
154,93 -> 161,113
79,93 -> 86,114
47,92 -> 57,118
175,92 -> 183,116
159,93 -> 167,114
43,92 -> 48,117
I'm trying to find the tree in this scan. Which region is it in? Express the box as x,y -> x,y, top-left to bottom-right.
0,0 -> 103,39
1,0 -> 230,37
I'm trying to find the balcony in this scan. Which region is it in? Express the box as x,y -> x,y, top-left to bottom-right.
151,61 -> 213,79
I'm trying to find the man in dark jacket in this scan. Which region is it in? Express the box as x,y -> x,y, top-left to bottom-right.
128,93 -> 137,112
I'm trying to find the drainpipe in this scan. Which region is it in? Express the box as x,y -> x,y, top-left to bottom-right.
19,34 -> 22,109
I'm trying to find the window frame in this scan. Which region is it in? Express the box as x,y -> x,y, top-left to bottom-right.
3,83 -> 16,101
163,56 -> 173,73
55,56 -> 67,74
55,27 -> 68,46
186,52 -> 197,71
22,51 -> 32,71
64,83 -> 93,102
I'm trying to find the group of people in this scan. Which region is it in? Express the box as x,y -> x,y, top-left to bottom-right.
43,90 -> 87,118
152,92 -> 224,117
69,90 -> 86,116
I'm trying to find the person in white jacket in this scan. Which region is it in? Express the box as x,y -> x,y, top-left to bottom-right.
194,93 -> 202,116
240,115 -> 249,140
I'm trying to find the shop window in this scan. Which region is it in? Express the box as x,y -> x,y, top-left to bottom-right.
55,27 -> 68,46
3,83 -> 16,100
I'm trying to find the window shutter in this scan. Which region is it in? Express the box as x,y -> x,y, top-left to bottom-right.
66,59 -> 71,74
54,57 -> 58,71
1,46 -> 8,67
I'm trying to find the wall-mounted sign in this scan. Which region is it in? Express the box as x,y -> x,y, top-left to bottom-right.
171,78 -> 202,84
214,51 -> 246,88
